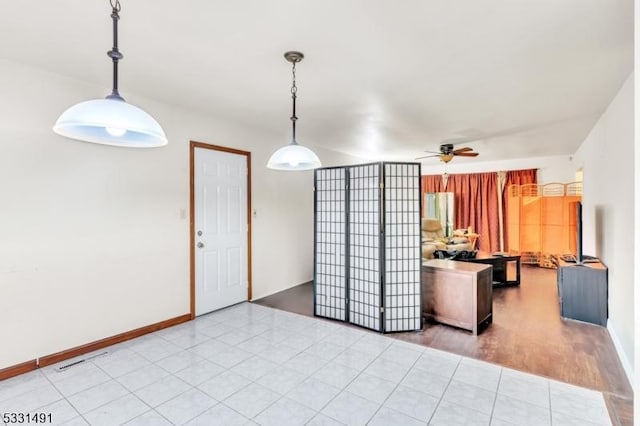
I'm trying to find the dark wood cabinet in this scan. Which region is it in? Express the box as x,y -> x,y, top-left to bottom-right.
557,260 -> 608,326
422,260 -> 493,335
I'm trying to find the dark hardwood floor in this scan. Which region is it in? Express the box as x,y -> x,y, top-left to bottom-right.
255,265 -> 633,426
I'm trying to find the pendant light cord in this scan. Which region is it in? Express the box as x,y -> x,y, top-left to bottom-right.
106,0 -> 124,101
290,60 -> 298,144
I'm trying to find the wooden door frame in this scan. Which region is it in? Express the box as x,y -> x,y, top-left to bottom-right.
189,141 -> 252,319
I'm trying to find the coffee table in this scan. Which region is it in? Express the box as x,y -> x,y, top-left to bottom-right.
458,252 -> 521,286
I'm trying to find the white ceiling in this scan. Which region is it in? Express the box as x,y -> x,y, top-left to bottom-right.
1,0 -> 633,162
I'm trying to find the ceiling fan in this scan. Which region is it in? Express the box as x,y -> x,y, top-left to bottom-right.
416,143 -> 479,163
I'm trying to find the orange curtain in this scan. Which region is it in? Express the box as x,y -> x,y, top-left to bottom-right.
421,169 -> 537,253
445,172 -> 500,252
503,169 -> 537,251
421,175 -> 444,192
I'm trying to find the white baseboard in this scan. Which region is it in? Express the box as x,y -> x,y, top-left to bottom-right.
607,320 -> 634,390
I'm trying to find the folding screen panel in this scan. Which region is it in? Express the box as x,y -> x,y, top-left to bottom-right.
383,163 -> 422,332
348,164 -> 382,331
540,183 -> 566,255
314,162 -> 422,333
506,182 -> 582,265
314,167 -> 347,321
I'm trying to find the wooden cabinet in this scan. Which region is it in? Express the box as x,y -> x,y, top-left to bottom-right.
421,260 -> 493,335
557,260 -> 608,326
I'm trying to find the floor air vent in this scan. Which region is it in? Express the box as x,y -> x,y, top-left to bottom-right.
55,351 -> 109,372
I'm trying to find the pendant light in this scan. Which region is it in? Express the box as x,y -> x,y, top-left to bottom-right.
267,51 -> 321,170
53,0 -> 167,148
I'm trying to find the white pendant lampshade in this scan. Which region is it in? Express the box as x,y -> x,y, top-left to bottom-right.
267,141 -> 321,170
267,51 -> 321,171
53,0 -> 166,148
54,98 -> 167,148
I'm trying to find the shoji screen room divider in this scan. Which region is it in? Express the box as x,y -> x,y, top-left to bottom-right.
314,162 -> 422,333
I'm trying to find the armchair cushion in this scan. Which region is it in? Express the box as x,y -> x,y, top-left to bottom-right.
422,243 -> 437,259
450,237 -> 469,245
422,218 -> 446,242
421,218 -> 473,259
422,219 -> 444,232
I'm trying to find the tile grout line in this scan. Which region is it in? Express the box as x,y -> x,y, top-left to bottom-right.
488,367 -> 503,425
76,360 -> 154,425
140,308 -> 275,424
364,341 -> 430,424
430,359 -> 506,425
201,325 -> 339,423
177,354 -> 268,424
276,336 -> 352,424
201,312 -> 393,423
286,334 -> 367,422
548,378 -> 552,425
87,347 -> 212,425
425,354 -> 462,425
36,363 -> 70,423
300,337 -> 389,424
152,407 -> 175,426
51,360 -> 122,425
88,361 -> 143,415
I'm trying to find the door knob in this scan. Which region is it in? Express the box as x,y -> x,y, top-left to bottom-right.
197,242 -> 204,248
197,230 -> 203,236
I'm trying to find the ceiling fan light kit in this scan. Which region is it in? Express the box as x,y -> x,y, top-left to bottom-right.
53,0 -> 167,148
267,51 -> 322,171
440,153 -> 454,163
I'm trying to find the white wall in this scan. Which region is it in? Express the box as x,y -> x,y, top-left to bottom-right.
251,144 -> 365,301
0,59 -> 361,369
573,73 -> 634,382
420,154 -> 578,184
634,3 -> 640,414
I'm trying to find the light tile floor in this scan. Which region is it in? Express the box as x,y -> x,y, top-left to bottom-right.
0,303 -> 612,426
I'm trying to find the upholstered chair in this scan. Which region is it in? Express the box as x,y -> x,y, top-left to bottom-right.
421,218 -> 473,259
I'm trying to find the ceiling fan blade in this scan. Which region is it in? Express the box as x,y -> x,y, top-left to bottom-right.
423,150 -> 442,154
454,152 -> 479,157
452,147 -> 473,154
415,154 -> 441,160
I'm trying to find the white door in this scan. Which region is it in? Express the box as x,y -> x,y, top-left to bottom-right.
194,147 -> 248,316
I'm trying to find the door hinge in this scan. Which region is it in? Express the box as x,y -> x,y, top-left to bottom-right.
380,306 -> 385,313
